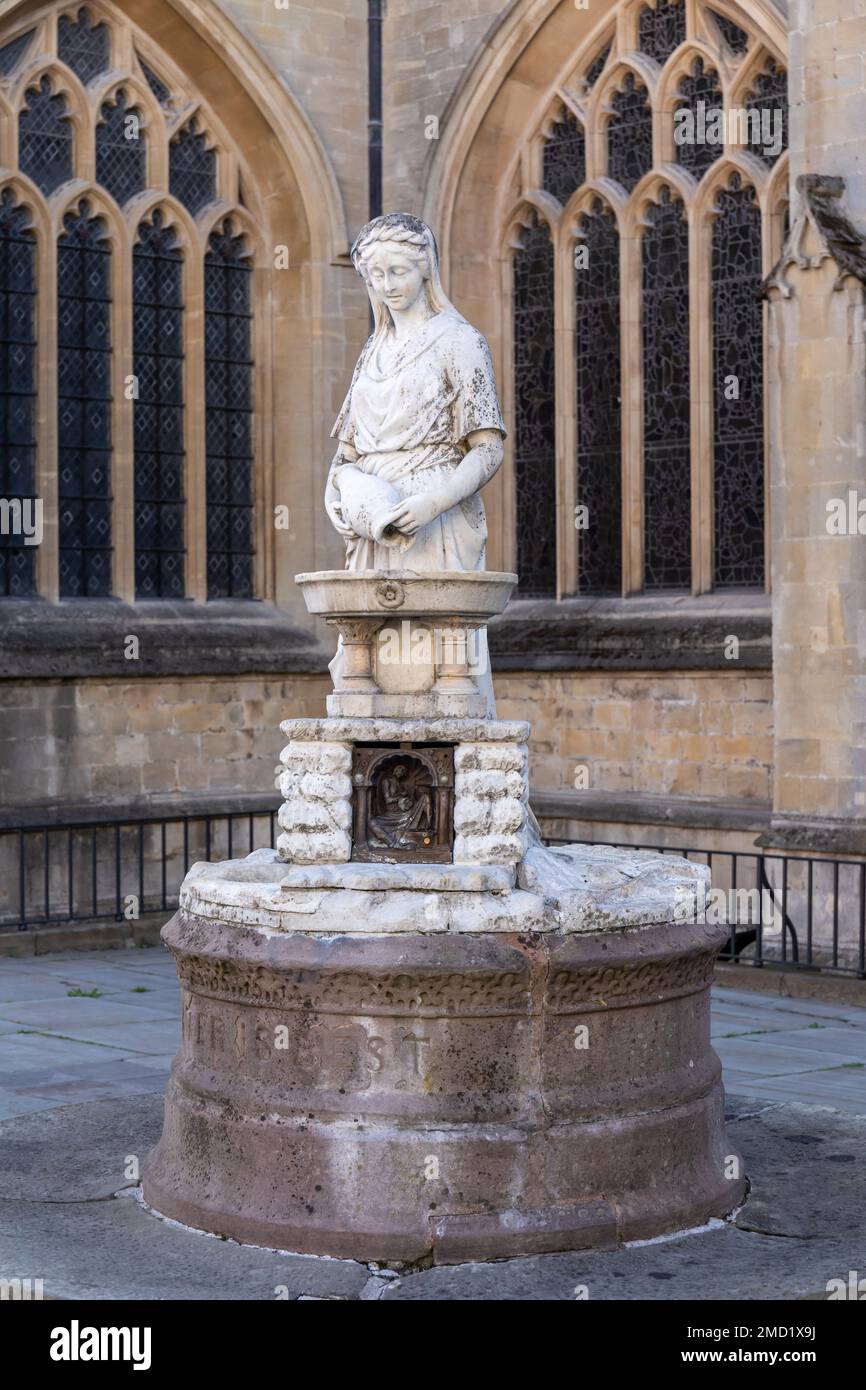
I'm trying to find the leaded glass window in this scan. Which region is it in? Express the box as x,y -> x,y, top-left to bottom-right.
0,29 -> 35,75
138,56 -> 172,108
170,118 -> 217,216
57,202 -> 113,598
542,110 -> 585,205
0,190 -> 37,598
712,177 -> 764,587
745,59 -> 788,166
96,89 -> 146,207
674,59 -> 724,179
19,76 -> 74,196
638,0 -> 686,63
585,44 -> 611,88
642,188 -> 691,590
205,222 -> 254,599
57,7 -> 109,85
708,9 -> 749,55
512,214 -> 556,598
607,75 -> 653,192
134,212 -> 185,599
575,202 -> 621,595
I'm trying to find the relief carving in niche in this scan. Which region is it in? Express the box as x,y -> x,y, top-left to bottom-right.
351,744 -> 454,863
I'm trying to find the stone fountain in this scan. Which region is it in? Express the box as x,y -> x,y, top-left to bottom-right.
143,213 -> 744,1262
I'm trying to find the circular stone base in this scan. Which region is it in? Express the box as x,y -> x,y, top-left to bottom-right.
143,906 -> 745,1263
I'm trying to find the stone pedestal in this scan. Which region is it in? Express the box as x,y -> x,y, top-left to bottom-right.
143,570 -> 745,1262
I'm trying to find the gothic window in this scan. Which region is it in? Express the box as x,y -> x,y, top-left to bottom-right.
170,118 -> 217,215
0,29 -> 35,75
744,58 -> 788,165
712,177 -> 764,587
57,7 -> 110,85
608,75 -> 653,192
133,212 -> 185,599
708,9 -> 749,56
638,0 -> 686,63
0,5 -> 260,604
642,188 -> 691,590
57,202 -> 113,598
542,110 -> 585,205
674,59 -> 724,179
205,222 -> 254,600
512,214 -> 556,598
19,77 -> 74,195
508,0 -> 780,597
575,202 -> 621,595
0,191 -> 37,598
96,90 -> 146,207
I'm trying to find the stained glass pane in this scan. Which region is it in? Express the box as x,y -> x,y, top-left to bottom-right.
607,75 -> 653,192
642,188 -> 690,590
170,118 -> 217,216
542,110 -> 585,205
134,211 -> 185,599
585,44 -> 611,88
674,59 -> 724,179
58,7 -> 110,85
97,89 -> 146,207
708,8 -> 750,55
744,59 -> 788,165
712,178 -> 764,588
138,56 -> 172,107
512,213 -> 556,598
575,201 -> 621,595
19,76 -> 74,196
0,188 -> 37,597
638,0 -> 686,63
205,221 -> 254,599
57,202 -> 112,598
0,29 -> 35,76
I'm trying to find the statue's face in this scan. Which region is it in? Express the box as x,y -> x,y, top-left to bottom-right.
364,244 -> 426,314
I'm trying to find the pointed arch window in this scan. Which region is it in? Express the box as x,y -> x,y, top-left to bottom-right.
0,5 -> 261,605
96,89 -> 146,207
575,201 -> 621,595
0,190 -> 37,597
712,176 -> 765,587
205,221 -> 254,600
57,201 -> 113,598
607,75 -> 653,192
512,213 -> 556,598
133,211 -> 185,599
508,0 -> 781,598
19,77 -> 74,195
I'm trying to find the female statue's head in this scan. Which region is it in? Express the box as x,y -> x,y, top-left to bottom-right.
350,213 -> 461,341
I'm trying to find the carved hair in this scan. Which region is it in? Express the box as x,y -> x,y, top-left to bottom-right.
350,212 -> 464,345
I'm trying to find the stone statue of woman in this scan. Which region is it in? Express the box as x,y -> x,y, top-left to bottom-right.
325,212 -> 506,572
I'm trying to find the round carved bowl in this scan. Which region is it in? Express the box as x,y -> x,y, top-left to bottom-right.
294,569 -> 518,622
142,911 -> 744,1263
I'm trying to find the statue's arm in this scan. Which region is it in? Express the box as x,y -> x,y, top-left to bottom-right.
385,430 -> 504,536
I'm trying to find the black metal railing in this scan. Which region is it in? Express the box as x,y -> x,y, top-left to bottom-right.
1,813 -> 864,978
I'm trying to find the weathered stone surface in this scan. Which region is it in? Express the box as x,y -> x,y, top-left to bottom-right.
275,861 -> 515,892
142,898 -> 742,1262
280,717 -> 531,744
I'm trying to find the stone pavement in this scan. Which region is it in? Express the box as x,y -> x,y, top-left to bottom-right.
0,943 -> 864,1299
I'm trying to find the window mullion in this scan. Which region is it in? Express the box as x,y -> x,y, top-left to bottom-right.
621,216 -> 643,595
692,200 -> 713,594
113,229 -> 135,602
555,213 -> 577,599
36,222 -> 58,600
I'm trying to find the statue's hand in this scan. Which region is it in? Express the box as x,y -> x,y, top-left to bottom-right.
385,492 -> 442,537
325,493 -> 357,540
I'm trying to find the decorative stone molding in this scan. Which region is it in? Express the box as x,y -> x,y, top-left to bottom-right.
762,174 -> 866,299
